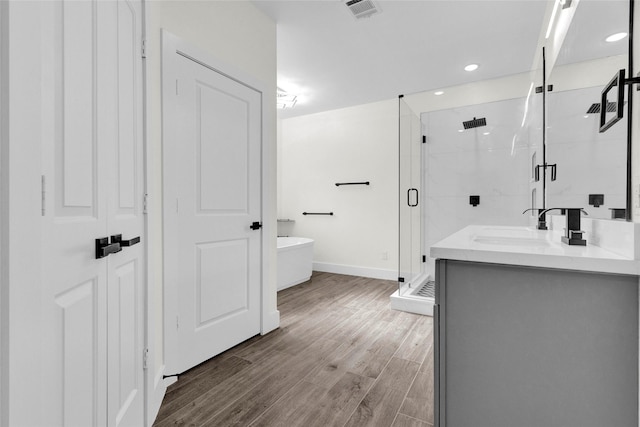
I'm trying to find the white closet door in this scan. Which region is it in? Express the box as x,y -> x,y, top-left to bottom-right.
164,50 -> 262,375
39,1 -> 145,425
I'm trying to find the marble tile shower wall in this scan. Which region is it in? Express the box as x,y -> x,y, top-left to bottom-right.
422,97 -> 532,260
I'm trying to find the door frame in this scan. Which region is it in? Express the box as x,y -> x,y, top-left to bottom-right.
1,2 -> 47,425
0,1 -> 7,424
161,30 -> 277,375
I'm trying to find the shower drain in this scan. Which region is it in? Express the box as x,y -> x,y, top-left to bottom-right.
414,280 -> 435,299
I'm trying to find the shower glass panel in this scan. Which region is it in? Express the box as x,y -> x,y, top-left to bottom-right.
422,97 -> 532,268
398,97 -> 424,297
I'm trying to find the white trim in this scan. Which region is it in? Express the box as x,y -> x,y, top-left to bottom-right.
146,365 -> 167,426
0,1 -> 6,424
139,2 -> 166,426
313,262 -> 397,281
161,30 -> 278,374
4,2 -> 45,424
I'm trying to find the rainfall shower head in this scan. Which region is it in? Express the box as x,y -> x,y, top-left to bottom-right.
586,102 -> 617,114
462,117 -> 487,129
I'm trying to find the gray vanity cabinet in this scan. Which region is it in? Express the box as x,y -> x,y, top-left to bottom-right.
434,259 -> 638,427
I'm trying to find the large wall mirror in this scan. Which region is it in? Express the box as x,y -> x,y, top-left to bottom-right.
545,0 -> 630,220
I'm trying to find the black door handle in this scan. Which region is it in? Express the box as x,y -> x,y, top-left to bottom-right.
250,222 -> 262,230
407,188 -> 418,207
96,237 -> 121,259
111,234 -> 141,247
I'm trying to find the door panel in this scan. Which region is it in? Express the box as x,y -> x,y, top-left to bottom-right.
197,82 -> 249,213
116,0 -> 138,213
61,0 -> 95,210
165,52 -> 262,375
55,279 -> 100,427
109,258 -> 142,426
196,239 -> 249,325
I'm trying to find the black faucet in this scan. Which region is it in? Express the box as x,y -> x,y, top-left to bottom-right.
522,208 -> 550,230
538,208 -> 589,246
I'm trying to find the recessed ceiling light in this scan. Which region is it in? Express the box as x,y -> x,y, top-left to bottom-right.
464,64 -> 479,72
434,91 -> 444,96
458,129 -> 464,133
483,132 -> 491,136
277,88 -> 298,109
606,32 -> 627,43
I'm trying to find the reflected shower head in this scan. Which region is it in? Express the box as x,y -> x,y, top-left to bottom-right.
462,117 -> 487,129
586,102 -> 617,114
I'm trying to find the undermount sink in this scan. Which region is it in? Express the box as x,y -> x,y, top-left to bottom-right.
472,235 -> 552,248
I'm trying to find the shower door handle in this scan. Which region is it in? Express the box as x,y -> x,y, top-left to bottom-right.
407,188 -> 419,207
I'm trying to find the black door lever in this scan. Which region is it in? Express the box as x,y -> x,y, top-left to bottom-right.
250,222 -> 262,230
111,234 -> 141,247
96,237 -> 122,259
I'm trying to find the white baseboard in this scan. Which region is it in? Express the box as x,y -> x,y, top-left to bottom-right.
313,262 -> 396,281
146,365 -> 167,427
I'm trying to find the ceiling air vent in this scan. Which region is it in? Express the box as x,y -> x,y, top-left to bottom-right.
345,0 -> 380,19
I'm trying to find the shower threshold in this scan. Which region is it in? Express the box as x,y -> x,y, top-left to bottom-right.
390,277 -> 434,316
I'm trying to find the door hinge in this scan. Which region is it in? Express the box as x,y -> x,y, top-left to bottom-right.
141,38 -> 147,59
143,348 -> 149,370
143,193 -> 149,215
41,175 -> 46,216
398,277 -> 405,283
423,255 -> 427,263
176,315 -> 179,329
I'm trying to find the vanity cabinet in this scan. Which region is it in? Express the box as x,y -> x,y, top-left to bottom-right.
434,259 -> 638,427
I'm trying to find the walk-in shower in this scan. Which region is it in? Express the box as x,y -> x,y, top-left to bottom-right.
391,96 -> 433,316
392,94 -> 536,316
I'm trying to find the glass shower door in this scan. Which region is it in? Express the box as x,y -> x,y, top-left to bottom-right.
398,97 -> 423,296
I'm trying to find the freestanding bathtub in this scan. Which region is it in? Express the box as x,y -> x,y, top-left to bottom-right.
277,237 -> 314,291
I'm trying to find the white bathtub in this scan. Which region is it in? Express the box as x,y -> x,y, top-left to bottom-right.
277,237 -> 314,291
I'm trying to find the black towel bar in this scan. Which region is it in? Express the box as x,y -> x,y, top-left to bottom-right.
302,212 -> 334,216
335,182 -> 370,186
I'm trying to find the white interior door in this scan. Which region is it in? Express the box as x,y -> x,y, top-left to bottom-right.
40,1 -> 144,425
164,49 -> 262,375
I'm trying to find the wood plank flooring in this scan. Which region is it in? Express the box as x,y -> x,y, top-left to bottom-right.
153,271 -> 434,427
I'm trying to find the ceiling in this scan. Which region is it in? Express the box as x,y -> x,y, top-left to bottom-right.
253,0 -> 549,119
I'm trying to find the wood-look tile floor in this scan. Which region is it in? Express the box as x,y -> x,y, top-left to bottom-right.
153,272 -> 434,427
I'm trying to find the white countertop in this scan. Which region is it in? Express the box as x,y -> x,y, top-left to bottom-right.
430,225 -> 639,275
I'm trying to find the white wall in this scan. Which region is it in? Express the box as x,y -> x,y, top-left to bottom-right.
279,99 -> 398,280
145,0 -> 277,411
